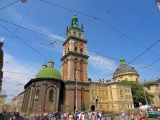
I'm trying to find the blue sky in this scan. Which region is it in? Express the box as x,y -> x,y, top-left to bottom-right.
0,0 -> 160,103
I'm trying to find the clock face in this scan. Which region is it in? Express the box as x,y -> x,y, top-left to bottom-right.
21,0 -> 27,3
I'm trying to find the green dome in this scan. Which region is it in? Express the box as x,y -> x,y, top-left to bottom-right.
72,14 -> 78,21
48,59 -> 54,63
36,67 -> 61,79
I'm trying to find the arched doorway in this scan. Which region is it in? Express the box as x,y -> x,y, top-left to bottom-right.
91,105 -> 95,111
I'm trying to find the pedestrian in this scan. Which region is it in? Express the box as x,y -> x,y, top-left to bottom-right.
130,114 -> 134,120
63,112 -> 67,120
121,111 -> 125,120
48,113 -> 53,120
110,114 -> 114,120
91,113 -> 96,120
88,111 -> 92,120
12,115 -> 16,120
9,116 -> 13,120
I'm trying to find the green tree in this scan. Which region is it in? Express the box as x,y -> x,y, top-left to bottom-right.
81,102 -> 85,111
121,80 -> 151,107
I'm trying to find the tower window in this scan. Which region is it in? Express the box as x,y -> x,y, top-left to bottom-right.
74,47 -> 77,52
73,31 -> 76,36
80,48 -> 83,53
68,48 -> 69,51
79,33 -> 81,38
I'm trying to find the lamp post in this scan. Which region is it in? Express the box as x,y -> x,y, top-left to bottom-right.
75,70 -> 78,111
142,79 -> 148,105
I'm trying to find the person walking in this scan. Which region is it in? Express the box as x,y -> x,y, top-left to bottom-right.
49,113 -> 53,120
88,111 -> 92,120
121,111 -> 125,120
110,114 -> 114,120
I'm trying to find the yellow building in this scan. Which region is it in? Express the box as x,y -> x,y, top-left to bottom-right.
143,79 -> 160,105
9,91 -> 24,113
0,91 -> 7,113
89,81 -> 134,112
16,91 -> 24,114
113,59 -> 139,82
9,97 -> 18,112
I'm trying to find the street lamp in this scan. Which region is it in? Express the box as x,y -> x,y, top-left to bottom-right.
21,0 -> 27,3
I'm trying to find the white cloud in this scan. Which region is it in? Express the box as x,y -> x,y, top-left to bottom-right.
88,51 -> 117,72
6,7 -> 23,22
2,52 -> 39,103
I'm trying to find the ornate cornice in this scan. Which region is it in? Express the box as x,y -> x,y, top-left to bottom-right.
62,36 -> 87,46
61,51 -> 89,61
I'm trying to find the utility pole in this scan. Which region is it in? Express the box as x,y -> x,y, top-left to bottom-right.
142,79 -> 148,105
75,70 -> 78,111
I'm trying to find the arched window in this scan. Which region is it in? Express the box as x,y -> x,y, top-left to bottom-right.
81,88 -> 84,106
74,58 -> 78,80
74,47 -> 77,52
35,89 -> 39,99
79,44 -> 84,53
80,48 -> 83,53
66,59 -> 68,80
74,42 -> 78,52
80,59 -> 84,81
49,89 -> 53,101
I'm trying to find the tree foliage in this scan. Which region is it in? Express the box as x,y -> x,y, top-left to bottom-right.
121,80 -> 151,107
81,102 -> 85,111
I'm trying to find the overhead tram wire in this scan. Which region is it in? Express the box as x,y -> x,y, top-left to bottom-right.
97,10 -> 159,53
102,39 -> 160,79
0,0 -> 19,11
1,1 -> 158,69
4,0 -> 36,50
137,57 -> 160,71
3,71 -> 35,76
1,33 -> 160,72
0,19 -> 64,42
1,26 -> 160,82
0,24 -> 62,70
1,0 -> 35,86
0,24 -> 48,59
40,0 -> 160,57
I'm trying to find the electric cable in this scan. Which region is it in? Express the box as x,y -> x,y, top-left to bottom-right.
40,0 -> 160,57
0,19 -> 64,42
4,0 -> 35,49
102,39 -> 160,79
1,33 -> 160,72
0,0 -> 19,11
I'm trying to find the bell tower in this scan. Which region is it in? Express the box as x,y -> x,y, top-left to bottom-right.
61,14 -> 89,82
61,14 -> 89,112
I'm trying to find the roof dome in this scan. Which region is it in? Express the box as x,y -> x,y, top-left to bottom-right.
36,67 -> 61,79
113,59 -> 138,76
36,60 -> 61,79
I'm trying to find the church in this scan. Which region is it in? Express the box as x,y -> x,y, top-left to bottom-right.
21,14 -> 135,116
21,14 -> 90,116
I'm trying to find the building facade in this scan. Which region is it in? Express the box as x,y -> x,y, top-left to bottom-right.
61,14 -> 89,112
143,78 -> 160,105
113,59 -> 139,82
21,60 -> 63,116
0,91 -> 7,113
89,81 -> 134,112
20,14 -> 140,117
